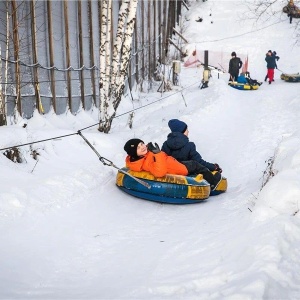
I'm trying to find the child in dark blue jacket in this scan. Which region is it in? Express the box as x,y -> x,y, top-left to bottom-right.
162,119 -> 222,188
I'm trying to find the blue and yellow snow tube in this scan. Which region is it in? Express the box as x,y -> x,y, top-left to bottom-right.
116,168 -> 227,204
280,73 -> 300,82
228,82 -> 259,90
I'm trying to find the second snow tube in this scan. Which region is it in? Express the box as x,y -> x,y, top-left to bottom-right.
228,82 -> 259,90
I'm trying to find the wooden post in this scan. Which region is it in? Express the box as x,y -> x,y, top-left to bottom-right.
166,0 -> 174,50
162,1 -> 167,64
148,0 -> 151,81
88,0 -> 96,106
153,0 -> 157,68
204,50 -> 208,70
201,50 -> 210,89
158,0 -> 162,62
175,0 -> 178,25
182,0 -> 189,10
168,38 -> 185,56
47,0 -> 57,113
64,0 -> 72,113
98,0 -> 102,107
11,0 -> 21,118
78,0 -> 85,110
128,0 -> 132,92
4,4 -> 10,119
177,0 -> 182,23
141,0 -> 145,80
172,27 -> 188,43
30,0 -> 44,114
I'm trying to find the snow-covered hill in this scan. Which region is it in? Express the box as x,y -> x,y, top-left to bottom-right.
1,1 -> 300,299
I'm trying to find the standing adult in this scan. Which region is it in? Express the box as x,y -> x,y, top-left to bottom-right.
228,51 -> 243,81
265,50 -> 277,84
287,0 -> 296,23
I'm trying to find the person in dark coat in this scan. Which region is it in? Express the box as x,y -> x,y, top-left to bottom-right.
287,0 -> 297,23
228,51 -> 243,81
265,50 -> 278,84
161,119 -> 222,188
264,51 -> 280,82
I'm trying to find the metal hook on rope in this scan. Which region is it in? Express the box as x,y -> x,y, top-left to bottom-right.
77,130 -> 151,189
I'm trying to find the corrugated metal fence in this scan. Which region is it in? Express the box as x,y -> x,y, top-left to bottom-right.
0,0 -> 181,120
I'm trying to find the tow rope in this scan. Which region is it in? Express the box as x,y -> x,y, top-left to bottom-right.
77,130 -> 151,189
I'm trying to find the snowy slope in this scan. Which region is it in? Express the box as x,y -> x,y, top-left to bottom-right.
1,1 -> 300,299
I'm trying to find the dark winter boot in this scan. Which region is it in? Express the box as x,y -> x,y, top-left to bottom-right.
210,172 -> 222,191
269,81 -> 271,84
182,160 -> 216,187
182,161 -> 209,176
264,75 -> 268,82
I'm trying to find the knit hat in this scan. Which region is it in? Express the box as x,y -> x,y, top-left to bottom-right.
231,51 -> 236,57
268,50 -> 272,53
124,138 -> 144,158
168,119 -> 188,133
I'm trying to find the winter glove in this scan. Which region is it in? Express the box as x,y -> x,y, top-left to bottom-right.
214,163 -> 222,173
147,142 -> 161,154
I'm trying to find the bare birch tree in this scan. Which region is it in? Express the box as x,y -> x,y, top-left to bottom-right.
98,0 -> 138,133
110,0 -> 131,91
99,0 -> 111,131
112,0 -> 138,109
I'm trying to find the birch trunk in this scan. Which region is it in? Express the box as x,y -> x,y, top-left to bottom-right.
98,0 -> 138,133
99,0 -> 110,132
104,0 -> 112,98
113,0 -> 138,109
110,0 -> 130,92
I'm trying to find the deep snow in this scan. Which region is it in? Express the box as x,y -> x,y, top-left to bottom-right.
1,1 -> 300,299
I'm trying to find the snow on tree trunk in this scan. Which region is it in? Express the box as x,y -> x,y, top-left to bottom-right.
98,0 -> 138,133
110,0 -> 131,92
104,0 -> 112,97
99,0 -> 113,133
113,0 -> 138,109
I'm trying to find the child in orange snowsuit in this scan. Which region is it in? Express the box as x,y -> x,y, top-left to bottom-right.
124,138 -> 188,178
124,138 -> 221,189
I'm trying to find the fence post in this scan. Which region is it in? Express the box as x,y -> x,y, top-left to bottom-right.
63,0 -> 72,113
30,0 -> 44,114
47,0 -> 57,114
88,0 -> 96,106
11,0 -> 22,118
0,45 -> 7,125
78,0 -> 86,110
200,50 -> 210,89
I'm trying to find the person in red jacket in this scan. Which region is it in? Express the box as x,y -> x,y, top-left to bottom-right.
265,50 -> 279,84
124,138 -> 221,189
